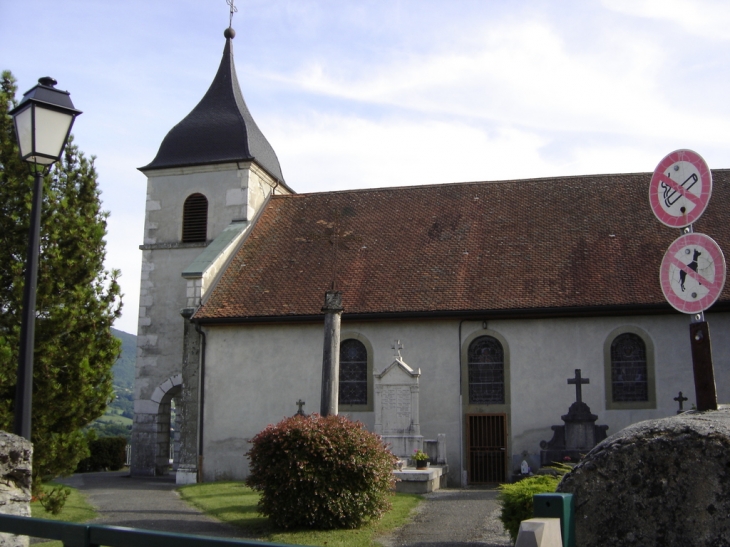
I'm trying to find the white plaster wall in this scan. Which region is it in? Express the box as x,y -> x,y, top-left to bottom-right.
200,312 -> 730,485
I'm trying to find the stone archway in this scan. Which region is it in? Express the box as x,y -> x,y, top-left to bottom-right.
154,381 -> 182,474
131,374 -> 182,476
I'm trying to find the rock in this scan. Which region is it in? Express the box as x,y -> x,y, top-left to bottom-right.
557,409 -> 730,547
0,431 -> 32,547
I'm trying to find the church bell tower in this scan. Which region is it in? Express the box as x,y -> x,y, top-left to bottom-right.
131,21 -> 292,478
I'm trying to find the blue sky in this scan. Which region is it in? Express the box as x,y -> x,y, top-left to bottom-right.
2,0 -> 730,334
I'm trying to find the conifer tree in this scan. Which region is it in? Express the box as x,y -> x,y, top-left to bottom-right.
0,71 -> 122,491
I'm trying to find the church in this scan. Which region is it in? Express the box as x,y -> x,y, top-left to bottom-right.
130,25 -> 730,487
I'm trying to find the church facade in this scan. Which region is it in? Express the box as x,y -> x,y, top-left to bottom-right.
131,28 -> 730,486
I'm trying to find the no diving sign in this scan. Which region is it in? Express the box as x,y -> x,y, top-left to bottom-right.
660,233 -> 726,314
650,149 -> 712,228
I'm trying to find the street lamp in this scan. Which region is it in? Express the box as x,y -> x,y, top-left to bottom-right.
9,77 -> 81,440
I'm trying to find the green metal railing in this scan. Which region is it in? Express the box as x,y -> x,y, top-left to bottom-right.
0,514 -> 301,547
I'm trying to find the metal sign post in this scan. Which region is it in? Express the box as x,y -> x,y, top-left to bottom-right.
651,150 -> 725,412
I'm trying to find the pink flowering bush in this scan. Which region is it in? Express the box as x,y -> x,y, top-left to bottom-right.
246,414 -> 398,529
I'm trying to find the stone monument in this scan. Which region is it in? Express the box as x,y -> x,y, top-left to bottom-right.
540,369 -> 608,466
374,342 -> 423,458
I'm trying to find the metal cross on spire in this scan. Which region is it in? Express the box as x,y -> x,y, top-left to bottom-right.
226,0 -> 238,28
567,369 -> 589,403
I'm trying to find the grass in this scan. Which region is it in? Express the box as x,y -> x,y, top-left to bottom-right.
179,482 -> 422,547
31,482 -> 97,522
96,413 -> 133,426
30,482 -> 97,547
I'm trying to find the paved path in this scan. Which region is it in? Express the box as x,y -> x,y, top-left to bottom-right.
58,472 -> 511,546
58,471 -> 255,539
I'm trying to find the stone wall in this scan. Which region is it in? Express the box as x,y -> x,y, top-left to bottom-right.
0,432 -> 32,547
558,409 -> 730,547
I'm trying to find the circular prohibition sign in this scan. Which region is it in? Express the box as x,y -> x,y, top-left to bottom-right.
649,149 -> 712,228
660,232 -> 726,314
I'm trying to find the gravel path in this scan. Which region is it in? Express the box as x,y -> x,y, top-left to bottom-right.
378,488 -> 511,547
55,472 -> 510,546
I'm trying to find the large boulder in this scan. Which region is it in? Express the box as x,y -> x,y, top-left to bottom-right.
0,432 -> 32,547
557,409 -> 730,547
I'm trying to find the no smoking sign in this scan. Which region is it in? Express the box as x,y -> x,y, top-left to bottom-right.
660,233 -> 726,314
649,149 -> 712,228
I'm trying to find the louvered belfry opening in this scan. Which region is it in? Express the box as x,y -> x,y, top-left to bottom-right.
182,193 -> 208,243
467,414 -> 507,484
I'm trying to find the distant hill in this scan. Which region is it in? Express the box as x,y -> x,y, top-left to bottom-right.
111,328 -> 136,390
88,328 -> 136,440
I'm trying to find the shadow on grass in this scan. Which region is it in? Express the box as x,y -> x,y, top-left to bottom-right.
179,483 -> 423,547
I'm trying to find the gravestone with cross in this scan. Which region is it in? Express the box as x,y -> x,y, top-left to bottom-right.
539,369 -> 609,467
674,391 -> 689,414
295,399 -> 306,416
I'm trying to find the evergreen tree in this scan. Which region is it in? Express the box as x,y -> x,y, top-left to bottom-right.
0,71 -> 122,490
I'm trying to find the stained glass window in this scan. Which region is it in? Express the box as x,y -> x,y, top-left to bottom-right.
468,336 -> 504,404
339,339 -> 367,405
611,333 -> 648,402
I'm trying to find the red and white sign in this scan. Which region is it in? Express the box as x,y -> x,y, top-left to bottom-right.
660,233 -> 726,314
649,149 -> 712,228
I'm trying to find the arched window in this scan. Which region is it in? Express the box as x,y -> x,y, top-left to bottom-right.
182,193 -> 208,243
468,336 -> 504,404
339,339 -> 368,405
610,333 -> 648,402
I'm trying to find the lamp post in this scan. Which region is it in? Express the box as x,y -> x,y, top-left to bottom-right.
8,77 -> 81,440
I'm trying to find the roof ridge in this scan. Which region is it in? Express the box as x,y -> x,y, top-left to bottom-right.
271,169 -> 730,199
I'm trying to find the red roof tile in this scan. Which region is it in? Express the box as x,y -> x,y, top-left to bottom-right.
194,171 -> 730,321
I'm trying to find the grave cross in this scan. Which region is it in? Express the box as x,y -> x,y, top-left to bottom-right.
295,399 -> 306,416
567,369 -> 589,403
392,340 -> 404,359
674,391 -> 689,414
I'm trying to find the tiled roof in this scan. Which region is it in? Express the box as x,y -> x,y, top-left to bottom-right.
194,171 -> 730,321
140,32 -> 285,183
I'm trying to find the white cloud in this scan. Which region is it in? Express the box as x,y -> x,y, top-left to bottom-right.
602,0 -> 730,40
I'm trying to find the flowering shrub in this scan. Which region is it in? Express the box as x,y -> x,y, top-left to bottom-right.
412,449 -> 429,461
246,414 -> 398,529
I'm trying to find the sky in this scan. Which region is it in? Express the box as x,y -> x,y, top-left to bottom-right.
2,0 -> 730,334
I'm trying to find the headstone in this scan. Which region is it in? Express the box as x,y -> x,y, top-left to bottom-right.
374,353 -> 423,458
539,369 -> 608,466
674,391 -> 688,414
558,408 -> 730,547
295,399 -> 306,416
0,432 -> 32,547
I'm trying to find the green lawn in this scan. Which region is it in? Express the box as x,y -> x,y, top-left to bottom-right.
96,413 -> 133,426
178,482 -> 422,547
31,482 -> 97,522
30,482 -> 97,547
